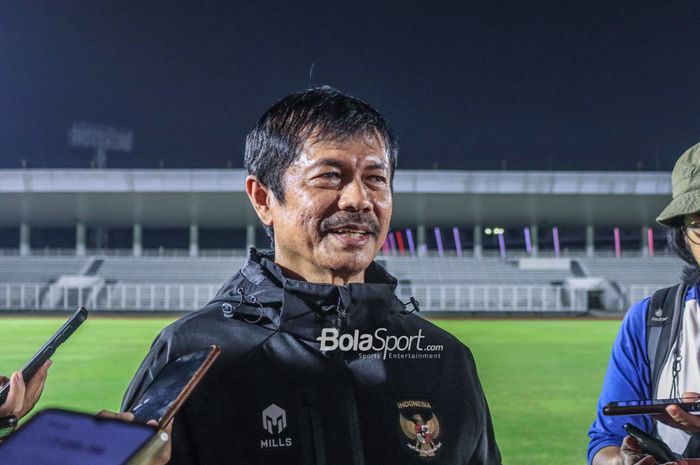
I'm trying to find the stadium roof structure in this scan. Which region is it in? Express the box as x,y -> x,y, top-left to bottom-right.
0,169 -> 671,228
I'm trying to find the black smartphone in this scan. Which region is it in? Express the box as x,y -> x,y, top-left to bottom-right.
0,408 -> 157,465
129,345 -> 220,427
604,398 -> 700,416
623,423 -> 677,463
0,415 -> 17,439
0,307 -> 88,405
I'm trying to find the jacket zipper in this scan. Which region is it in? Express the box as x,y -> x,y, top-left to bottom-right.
334,286 -> 364,465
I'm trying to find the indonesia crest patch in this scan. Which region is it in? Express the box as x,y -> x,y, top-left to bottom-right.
397,399 -> 442,459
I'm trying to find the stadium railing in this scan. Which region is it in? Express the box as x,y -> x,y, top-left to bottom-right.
398,283 -> 588,312
0,282 -> 586,313
628,285 -> 672,308
0,283 -> 221,312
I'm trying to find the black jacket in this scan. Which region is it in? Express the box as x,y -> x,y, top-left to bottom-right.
122,249 -> 501,465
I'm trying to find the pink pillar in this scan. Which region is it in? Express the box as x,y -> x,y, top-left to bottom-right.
498,233 -> 506,258
406,228 -> 416,257
396,231 -> 405,256
524,227 -> 532,254
434,227 -> 444,257
552,227 -> 560,257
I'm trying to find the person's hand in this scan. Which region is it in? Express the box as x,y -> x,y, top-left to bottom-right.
654,392 -> 700,432
0,359 -> 51,419
620,435 -> 673,465
97,410 -> 172,465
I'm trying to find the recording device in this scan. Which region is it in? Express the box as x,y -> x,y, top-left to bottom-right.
603,398 -> 700,416
129,345 -> 220,427
623,423 -> 678,463
0,307 -> 88,405
0,408 -> 165,465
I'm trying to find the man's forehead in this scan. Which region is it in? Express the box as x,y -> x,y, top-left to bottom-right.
301,134 -> 389,164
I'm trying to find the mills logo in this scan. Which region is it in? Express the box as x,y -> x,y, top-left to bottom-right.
263,404 -> 287,434
260,404 -> 293,449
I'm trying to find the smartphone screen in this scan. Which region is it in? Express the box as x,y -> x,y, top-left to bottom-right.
130,345 -> 220,426
604,398 -> 700,415
0,409 -> 155,465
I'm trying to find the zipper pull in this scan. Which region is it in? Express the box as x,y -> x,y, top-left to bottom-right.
336,286 -> 351,319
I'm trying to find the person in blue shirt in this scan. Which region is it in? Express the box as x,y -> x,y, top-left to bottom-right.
590,142 -> 700,465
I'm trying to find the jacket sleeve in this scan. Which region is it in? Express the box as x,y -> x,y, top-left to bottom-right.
121,331 -> 175,412
587,297 -> 654,464
469,392 -> 501,465
464,346 -> 502,465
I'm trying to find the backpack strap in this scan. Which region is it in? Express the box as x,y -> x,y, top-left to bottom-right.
647,283 -> 688,398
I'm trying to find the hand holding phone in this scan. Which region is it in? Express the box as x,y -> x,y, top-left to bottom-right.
0,307 -> 87,408
0,365 -> 50,421
624,423 -> 678,463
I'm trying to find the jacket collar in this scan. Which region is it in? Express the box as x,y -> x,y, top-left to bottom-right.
237,248 -> 400,342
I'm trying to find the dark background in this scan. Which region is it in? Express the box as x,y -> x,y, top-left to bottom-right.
2,0 -> 700,171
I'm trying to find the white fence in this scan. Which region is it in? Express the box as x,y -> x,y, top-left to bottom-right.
398,284 -> 588,312
628,284 -> 670,308
0,283 -> 220,311
0,282 -> 587,313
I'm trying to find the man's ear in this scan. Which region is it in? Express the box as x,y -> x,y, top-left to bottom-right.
246,175 -> 274,227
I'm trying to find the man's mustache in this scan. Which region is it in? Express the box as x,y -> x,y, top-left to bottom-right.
320,212 -> 380,235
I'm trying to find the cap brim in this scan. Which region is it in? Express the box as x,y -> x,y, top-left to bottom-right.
657,189 -> 700,226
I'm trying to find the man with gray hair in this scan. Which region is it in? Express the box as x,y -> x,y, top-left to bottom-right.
123,86 -> 501,464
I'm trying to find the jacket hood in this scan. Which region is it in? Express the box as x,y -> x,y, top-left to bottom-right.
206,248 -> 402,342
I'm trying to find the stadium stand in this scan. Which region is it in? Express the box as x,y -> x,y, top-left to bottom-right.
97,256 -> 244,283
0,253 -> 686,313
381,256 -> 575,285
0,256 -> 87,283
578,256 -> 680,293
0,169 -> 681,314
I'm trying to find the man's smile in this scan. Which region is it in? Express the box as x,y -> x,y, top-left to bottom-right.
328,223 -> 372,237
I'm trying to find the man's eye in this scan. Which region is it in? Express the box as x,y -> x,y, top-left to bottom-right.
368,175 -> 387,184
321,172 -> 341,179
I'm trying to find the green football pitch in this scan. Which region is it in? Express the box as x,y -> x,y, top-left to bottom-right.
0,316 -> 620,465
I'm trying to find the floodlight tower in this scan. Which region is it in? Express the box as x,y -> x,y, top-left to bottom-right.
68,123 -> 133,250
69,122 -> 133,168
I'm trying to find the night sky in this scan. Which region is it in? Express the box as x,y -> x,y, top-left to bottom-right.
2,1 -> 700,171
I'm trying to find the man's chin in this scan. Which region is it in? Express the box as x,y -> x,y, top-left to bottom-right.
321,252 -> 375,279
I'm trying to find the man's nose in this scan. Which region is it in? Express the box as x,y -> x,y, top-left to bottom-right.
338,178 -> 372,211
